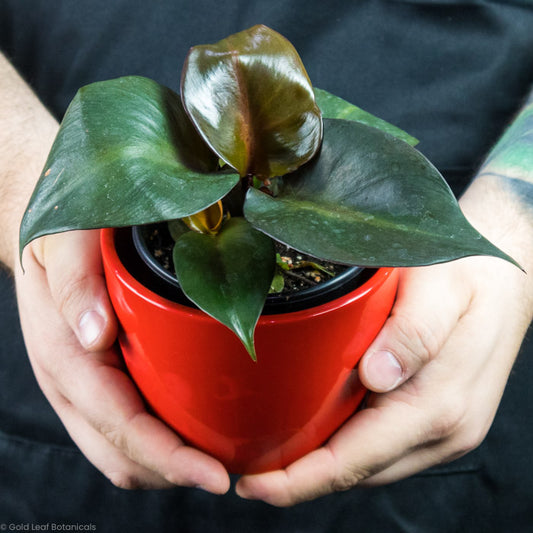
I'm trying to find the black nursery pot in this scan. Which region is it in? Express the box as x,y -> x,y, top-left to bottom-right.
130,224 -> 372,314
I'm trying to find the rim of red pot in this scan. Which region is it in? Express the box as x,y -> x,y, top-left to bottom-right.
101,227 -> 395,324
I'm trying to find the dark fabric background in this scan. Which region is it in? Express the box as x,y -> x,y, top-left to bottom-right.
1,1 -> 533,530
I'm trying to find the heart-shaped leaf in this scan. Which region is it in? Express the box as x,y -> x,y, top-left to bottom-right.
244,118 -> 518,268
20,76 -> 239,254
172,217 -> 276,360
313,87 -> 418,146
181,24 -> 322,179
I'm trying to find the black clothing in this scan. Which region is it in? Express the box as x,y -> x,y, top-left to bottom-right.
1,1 -> 533,531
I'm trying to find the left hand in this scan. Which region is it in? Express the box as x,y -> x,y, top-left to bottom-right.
235,178 -> 533,507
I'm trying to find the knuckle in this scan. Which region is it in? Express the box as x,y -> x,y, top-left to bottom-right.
426,397 -> 468,443
390,313 -> 442,367
422,396 -> 489,461
98,421 -> 130,455
331,467 -> 366,492
453,430 -> 485,458
317,447 -> 365,496
54,274 -> 92,316
105,470 -> 143,490
330,474 -> 355,493
96,413 -> 144,464
451,418 -> 490,457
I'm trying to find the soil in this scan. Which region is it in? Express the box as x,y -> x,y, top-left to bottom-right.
141,222 -> 350,297
271,243 -> 349,295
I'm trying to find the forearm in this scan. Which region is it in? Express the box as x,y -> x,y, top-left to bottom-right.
0,52 -> 58,271
482,87 -> 533,186
460,85 -> 533,319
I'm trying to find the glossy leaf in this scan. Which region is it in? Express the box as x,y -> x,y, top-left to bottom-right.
168,218 -> 191,241
181,24 -> 322,179
313,87 -> 418,147
172,217 -> 276,360
244,118 -> 518,268
20,76 -> 239,253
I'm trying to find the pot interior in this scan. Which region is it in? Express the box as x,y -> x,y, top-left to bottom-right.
123,225 -> 373,314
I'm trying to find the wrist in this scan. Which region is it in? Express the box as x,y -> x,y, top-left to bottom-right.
459,172 -> 533,321
0,53 -> 59,271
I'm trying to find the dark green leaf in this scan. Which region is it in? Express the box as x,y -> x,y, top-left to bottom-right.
172,217 -> 276,360
168,219 -> 190,241
20,76 -> 239,254
244,118 -> 518,268
313,87 -> 418,146
181,25 -> 322,178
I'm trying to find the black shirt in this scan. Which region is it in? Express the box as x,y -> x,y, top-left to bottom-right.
1,1 -> 533,531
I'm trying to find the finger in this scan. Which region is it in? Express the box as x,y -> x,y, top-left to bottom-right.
236,259 -> 530,506
34,230 -> 117,351
48,389 -> 176,490
62,359 -> 230,493
361,298 -> 526,487
17,256 -> 230,494
236,302 -> 486,507
236,399 -> 435,507
41,328 -> 231,494
358,265 -> 471,392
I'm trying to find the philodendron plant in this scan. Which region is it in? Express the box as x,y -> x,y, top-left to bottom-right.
20,25 -> 516,360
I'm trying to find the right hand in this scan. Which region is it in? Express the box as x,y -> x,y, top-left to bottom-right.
14,229 -> 230,493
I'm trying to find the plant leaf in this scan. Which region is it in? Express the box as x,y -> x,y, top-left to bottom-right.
168,219 -> 191,241
313,87 -> 418,146
20,76 -> 239,254
181,24 -> 322,179
172,217 -> 276,360
244,118 -> 518,268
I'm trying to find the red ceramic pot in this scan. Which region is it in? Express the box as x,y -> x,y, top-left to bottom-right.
101,227 -> 399,474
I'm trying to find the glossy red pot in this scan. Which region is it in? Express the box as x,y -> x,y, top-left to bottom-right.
101,227 -> 399,474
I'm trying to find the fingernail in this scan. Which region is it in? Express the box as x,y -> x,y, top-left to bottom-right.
78,310 -> 105,348
364,350 -> 403,392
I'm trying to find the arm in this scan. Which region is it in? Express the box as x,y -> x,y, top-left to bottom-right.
0,53 -> 58,269
1,53 -> 230,492
236,89 -> 533,505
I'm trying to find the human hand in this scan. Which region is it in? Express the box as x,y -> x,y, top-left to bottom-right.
15,229 -> 230,493
235,176 -> 533,506
235,254 -> 531,505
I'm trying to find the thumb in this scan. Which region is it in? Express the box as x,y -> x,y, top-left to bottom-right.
36,229 -> 117,351
359,266 -> 469,393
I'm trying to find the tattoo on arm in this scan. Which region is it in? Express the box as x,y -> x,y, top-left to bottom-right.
480,88 -> 533,209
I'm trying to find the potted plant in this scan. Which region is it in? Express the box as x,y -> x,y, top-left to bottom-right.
19,25 -> 516,474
